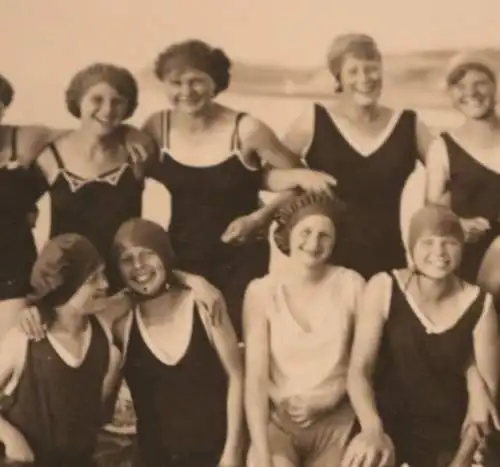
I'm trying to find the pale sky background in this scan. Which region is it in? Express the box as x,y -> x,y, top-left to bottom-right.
2,0 -> 499,124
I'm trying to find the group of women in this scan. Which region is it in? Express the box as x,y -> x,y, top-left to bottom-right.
0,30 -> 496,467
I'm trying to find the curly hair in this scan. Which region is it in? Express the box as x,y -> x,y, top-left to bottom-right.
0,74 -> 14,108
65,63 -> 138,119
273,191 -> 348,256
154,40 -> 232,95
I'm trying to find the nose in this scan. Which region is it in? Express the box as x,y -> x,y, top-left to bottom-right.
98,99 -> 114,119
304,233 -> 321,251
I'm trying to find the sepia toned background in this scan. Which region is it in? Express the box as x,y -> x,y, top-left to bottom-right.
2,1 -> 499,463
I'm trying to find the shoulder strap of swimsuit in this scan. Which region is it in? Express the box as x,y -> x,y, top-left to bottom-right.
230,112 -> 247,152
48,142 -> 65,170
9,126 -> 18,162
160,110 -> 170,150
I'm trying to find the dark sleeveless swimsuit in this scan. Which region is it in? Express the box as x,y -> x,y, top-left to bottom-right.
304,105 -> 419,279
0,316 -> 109,467
443,132 -> 500,283
147,111 -> 269,338
375,273 -> 486,467
0,127 -> 44,300
123,306 -> 227,467
46,143 -> 144,294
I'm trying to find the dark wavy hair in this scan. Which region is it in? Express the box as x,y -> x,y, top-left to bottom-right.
65,63 -> 138,119
154,40 -> 232,95
0,74 -> 14,108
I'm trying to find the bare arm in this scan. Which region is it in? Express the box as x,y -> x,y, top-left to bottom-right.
472,295 -> 500,401
240,116 -> 302,170
424,136 -> 451,205
208,302 -> 245,466
415,117 -> 434,164
0,329 -> 34,462
244,279 -> 273,467
347,273 -> 389,432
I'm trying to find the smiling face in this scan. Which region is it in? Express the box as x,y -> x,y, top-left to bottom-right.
162,67 -> 216,115
448,68 -> 497,120
79,82 -> 129,135
288,214 -> 336,268
339,53 -> 383,107
119,246 -> 167,296
411,233 -> 462,279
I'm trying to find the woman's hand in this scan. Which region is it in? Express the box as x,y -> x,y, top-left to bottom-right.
3,428 -> 35,463
187,275 -> 225,326
341,426 -> 395,467
18,306 -> 46,342
293,169 -> 337,193
460,217 -> 491,243
221,213 -> 265,245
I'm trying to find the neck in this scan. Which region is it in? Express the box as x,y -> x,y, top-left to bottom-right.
339,97 -> 380,122
286,262 -> 329,285
172,103 -> 219,132
140,286 -> 183,319
462,112 -> 500,136
414,273 -> 457,303
75,125 -> 118,155
52,307 -> 89,337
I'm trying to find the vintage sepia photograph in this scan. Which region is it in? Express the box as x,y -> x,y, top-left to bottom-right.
0,0 -> 499,466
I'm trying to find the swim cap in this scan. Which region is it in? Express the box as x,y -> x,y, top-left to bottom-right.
113,218 -> 180,296
273,191 -> 347,255
407,205 -> 464,256
28,234 -> 103,310
327,33 -> 381,79
445,52 -> 497,88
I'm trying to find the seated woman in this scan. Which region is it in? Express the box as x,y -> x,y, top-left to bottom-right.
107,219 -> 244,467
244,191 -> 366,467
0,234 -> 120,467
346,205 -> 499,467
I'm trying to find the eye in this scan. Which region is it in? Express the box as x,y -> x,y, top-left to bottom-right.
91,95 -> 104,105
300,228 -> 311,238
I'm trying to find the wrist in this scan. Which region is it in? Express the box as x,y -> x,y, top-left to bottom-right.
360,416 -> 384,434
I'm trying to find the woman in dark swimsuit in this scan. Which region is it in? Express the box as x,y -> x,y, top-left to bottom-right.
33,63 -> 221,303
269,33 -> 434,280
426,53 -> 500,294
0,73 -> 73,337
346,205 -> 499,467
142,40 -> 334,338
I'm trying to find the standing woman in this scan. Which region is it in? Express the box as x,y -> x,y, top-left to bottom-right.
33,63 -> 148,296
141,40 -> 333,337
245,192 -> 365,467
345,205 -> 499,467
0,73 -> 69,337
270,33 -> 433,279
425,53 -> 500,293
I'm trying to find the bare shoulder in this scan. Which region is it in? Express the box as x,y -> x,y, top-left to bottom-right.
0,326 -> 28,354
243,276 -> 276,319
